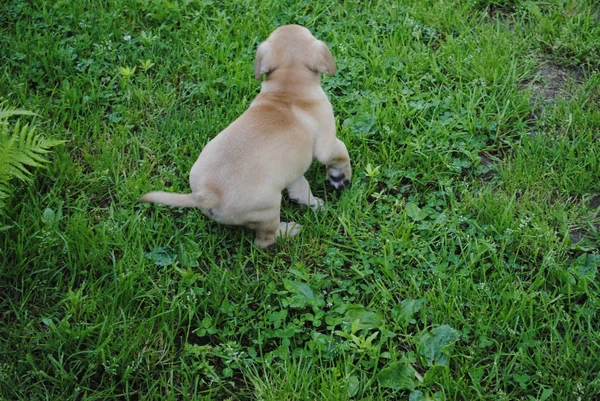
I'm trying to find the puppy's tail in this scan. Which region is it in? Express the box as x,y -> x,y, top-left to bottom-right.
141,189 -> 219,209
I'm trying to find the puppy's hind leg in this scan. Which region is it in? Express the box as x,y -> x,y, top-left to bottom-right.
252,208 -> 302,249
277,221 -> 302,238
253,219 -> 279,248
287,175 -> 323,210
254,219 -> 302,248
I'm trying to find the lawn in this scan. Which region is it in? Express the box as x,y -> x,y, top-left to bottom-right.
1,0 -> 599,400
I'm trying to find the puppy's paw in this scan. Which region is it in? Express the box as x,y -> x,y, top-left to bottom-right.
310,197 -> 325,211
277,222 -> 302,238
289,194 -> 324,210
327,165 -> 351,190
254,236 -> 276,248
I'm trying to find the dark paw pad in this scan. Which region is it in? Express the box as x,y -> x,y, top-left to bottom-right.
328,176 -> 350,190
329,172 -> 346,183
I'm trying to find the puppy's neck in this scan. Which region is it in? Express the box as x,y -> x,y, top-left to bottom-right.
260,67 -> 324,98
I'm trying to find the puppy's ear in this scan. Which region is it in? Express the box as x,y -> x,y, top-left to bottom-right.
310,40 -> 336,76
254,42 -> 273,80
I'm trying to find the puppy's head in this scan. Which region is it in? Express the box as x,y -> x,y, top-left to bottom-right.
254,25 -> 336,80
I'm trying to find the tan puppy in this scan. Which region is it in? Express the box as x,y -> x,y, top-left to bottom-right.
142,25 -> 352,248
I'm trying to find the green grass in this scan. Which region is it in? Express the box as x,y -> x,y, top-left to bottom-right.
1,0 -> 599,400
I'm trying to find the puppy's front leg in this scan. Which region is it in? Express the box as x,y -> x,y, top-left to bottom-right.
316,138 -> 352,190
287,176 -> 323,210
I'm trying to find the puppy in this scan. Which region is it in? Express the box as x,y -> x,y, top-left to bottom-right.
142,25 -> 352,248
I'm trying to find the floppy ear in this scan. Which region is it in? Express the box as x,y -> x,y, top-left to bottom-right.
311,40 -> 336,76
254,42 -> 273,80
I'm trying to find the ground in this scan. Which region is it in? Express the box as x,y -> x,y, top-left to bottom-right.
0,0 -> 599,400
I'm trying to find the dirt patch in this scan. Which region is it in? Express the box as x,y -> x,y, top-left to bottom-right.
520,61 -> 596,246
519,59 -> 583,135
569,194 -> 600,245
521,59 -> 582,107
570,223 -> 599,245
477,151 -> 499,183
533,64 -> 570,101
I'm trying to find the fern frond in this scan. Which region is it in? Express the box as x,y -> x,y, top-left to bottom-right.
0,99 -> 38,119
0,106 -> 66,200
0,108 -> 37,120
0,100 -> 39,135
